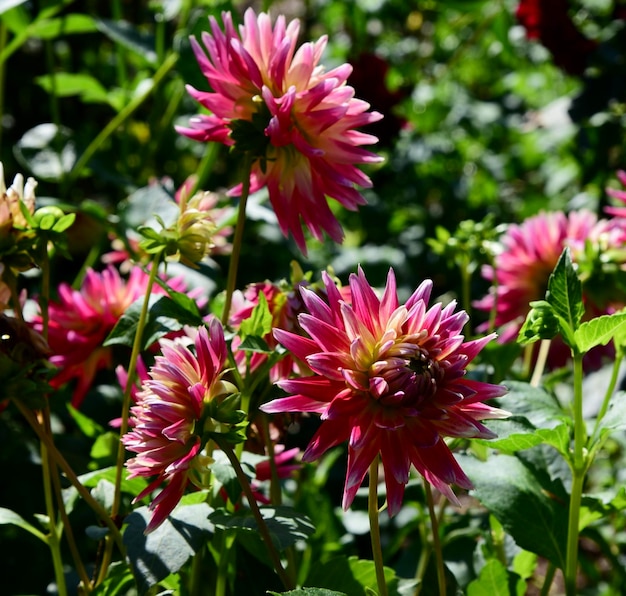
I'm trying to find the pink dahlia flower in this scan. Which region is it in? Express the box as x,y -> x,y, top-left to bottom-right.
176,8 -> 383,253
229,280 -> 309,382
261,267 -> 508,514
475,210 -> 626,341
31,265 -> 197,408
123,318 -> 234,532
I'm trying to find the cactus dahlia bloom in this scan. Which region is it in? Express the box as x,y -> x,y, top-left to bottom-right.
176,8 -> 383,253
474,210 -> 626,343
31,265 -> 197,408
261,267 -> 508,514
123,319 -> 235,532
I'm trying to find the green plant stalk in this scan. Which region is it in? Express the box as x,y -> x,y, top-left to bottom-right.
368,458 -> 388,596
97,250 -> 164,585
68,52 -> 179,182
424,480 -> 446,596
221,153 -> 253,326
564,352 -> 586,596
39,413 -> 68,596
13,400 -> 125,554
539,562 -> 556,596
217,439 -> 294,590
590,348 -> 623,442
49,445 -> 92,593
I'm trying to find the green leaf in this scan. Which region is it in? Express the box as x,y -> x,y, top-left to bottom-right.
546,247 -> 584,348
0,507 -> 47,542
124,503 -> 214,593
104,294 -> 203,349
474,417 -> 544,453
210,450 -> 257,504
66,404 -> 104,439
595,390 -> 626,434
535,424 -> 571,458
499,380 -> 566,430
95,18 -> 157,64
35,72 -> 110,104
90,561 -> 136,595
466,559 -> 511,596
458,453 -> 568,569
238,334 -> 272,353
239,292 -> 273,339
306,556 -> 400,596
28,13 -> 98,38
209,505 -> 316,551
575,312 -> 626,353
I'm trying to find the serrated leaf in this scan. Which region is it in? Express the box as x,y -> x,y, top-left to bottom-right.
458,453 -> 568,569
535,424 -> 571,458
209,505 -> 316,551
546,247 -> 584,343
124,503 -> 214,593
474,417 -> 543,453
0,507 -> 47,542
466,559 -> 511,596
575,312 -> 626,353
239,292 -> 273,339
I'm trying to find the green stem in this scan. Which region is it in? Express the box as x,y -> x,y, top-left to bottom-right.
590,349 -> 623,442
368,458 -> 388,596
49,448 -> 93,593
539,562 -> 556,596
39,413 -> 68,596
68,52 -> 178,182
97,251 -> 163,584
13,401 -> 125,554
221,153 -> 253,325
424,480 -> 446,596
217,439 -> 294,590
564,352 -> 586,596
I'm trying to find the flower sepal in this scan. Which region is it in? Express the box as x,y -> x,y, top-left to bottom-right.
201,391 -> 248,445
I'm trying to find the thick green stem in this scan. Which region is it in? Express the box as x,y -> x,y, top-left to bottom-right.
97,251 -> 163,584
424,480 -> 446,596
217,439 -> 294,590
221,154 -> 253,325
564,352 -> 586,596
368,458 -> 388,596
